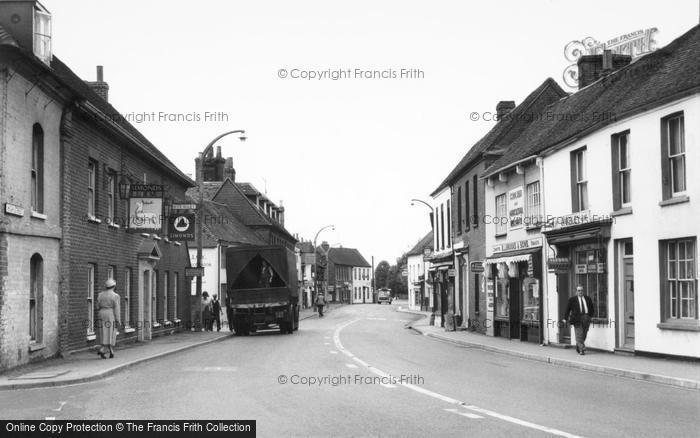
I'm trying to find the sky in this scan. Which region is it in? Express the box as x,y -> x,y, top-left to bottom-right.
44,0 -> 699,264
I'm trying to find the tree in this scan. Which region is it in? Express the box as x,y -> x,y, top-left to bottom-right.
375,261 -> 391,288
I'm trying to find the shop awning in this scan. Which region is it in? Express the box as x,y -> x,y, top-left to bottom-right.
484,247 -> 541,266
543,222 -> 611,245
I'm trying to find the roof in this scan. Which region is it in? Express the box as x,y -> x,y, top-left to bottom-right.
484,24 -> 700,177
237,182 -> 273,204
199,200 -> 267,248
328,247 -> 371,267
0,40 -> 194,187
406,231 -> 434,256
431,78 -> 567,195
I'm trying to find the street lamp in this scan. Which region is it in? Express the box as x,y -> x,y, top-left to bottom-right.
195,130 -> 246,328
312,225 -> 334,305
410,198 -> 434,228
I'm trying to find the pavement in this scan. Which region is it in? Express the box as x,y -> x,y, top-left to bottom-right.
397,306 -> 700,390
0,303 -> 345,391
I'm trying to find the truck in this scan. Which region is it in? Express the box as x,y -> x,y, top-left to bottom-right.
225,245 -> 300,335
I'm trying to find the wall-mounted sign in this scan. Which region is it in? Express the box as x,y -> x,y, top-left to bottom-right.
508,186 -> 524,230
185,267 -> 204,277
127,184 -> 164,232
547,257 -> 571,273
169,213 -> 195,241
447,268 -> 456,277
4,203 -> 24,217
172,203 -> 197,211
493,237 -> 542,254
470,261 -> 484,273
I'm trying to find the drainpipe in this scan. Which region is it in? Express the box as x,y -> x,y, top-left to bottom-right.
537,156 -> 550,345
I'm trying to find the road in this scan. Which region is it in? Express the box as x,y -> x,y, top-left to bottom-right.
1,304 -> 698,437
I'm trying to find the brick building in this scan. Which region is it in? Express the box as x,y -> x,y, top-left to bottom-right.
327,247 -> 371,304
0,1 -> 196,363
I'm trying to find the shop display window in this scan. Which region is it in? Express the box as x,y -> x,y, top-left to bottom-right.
574,248 -> 608,319
521,278 -> 540,322
495,278 -> 510,318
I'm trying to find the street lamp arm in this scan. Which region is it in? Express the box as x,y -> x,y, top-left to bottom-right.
313,224 -> 335,247
410,198 -> 432,210
200,130 -> 246,159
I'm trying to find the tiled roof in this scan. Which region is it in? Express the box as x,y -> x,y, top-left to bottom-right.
484,24 -> 700,177
328,247 -> 371,267
199,200 -> 267,248
431,78 -> 567,195
406,231 -> 434,256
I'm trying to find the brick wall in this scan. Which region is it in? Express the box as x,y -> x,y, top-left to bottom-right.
59,109 -> 193,353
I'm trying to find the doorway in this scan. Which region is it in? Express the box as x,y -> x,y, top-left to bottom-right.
618,240 -> 635,350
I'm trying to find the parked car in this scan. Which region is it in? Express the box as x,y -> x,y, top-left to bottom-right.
377,289 -> 393,304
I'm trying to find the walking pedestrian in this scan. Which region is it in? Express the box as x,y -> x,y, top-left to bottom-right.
201,291 -> 212,331
225,294 -> 234,332
96,278 -> 121,359
211,293 -> 222,332
562,284 -> 595,355
315,292 -> 327,318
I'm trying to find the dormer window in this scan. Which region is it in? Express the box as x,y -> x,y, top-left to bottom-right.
33,5 -> 52,65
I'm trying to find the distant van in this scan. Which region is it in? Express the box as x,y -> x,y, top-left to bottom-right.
377,288 -> 393,304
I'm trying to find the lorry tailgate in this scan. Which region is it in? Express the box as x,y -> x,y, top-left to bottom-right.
230,287 -> 290,308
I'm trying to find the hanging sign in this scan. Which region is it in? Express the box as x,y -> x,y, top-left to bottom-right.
169,213 -> 195,241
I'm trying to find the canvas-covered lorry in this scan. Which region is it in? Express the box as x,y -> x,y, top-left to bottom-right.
225,245 -> 300,335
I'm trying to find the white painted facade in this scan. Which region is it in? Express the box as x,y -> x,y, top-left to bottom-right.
541,95 -> 700,357
351,266 -> 372,304
407,253 -> 433,311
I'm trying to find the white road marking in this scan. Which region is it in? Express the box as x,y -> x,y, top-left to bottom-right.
324,342 -> 330,345
52,401 -> 67,412
329,350 -> 338,354
333,318 -> 585,438
345,364 -> 358,369
445,408 -> 483,419
45,417 -> 55,421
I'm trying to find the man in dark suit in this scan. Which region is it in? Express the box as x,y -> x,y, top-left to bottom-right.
563,284 -> 595,355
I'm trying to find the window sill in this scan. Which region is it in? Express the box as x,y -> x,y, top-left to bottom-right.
30,211 -> 47,221
87,216 -> 102,224
494,232 -> 507,238
140,233 -> 151,238
611,207 -> 633,217
86,333 -> 96,341
107,222 -> 120,229
174,242 -> 182,246
28,342 -> 45,352
659,195 -> 690,207
152,234 -> 162,241
123,327 -> 136,334
657,321 -> 700,332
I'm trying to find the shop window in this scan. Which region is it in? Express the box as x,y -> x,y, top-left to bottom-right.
495,278 -> 509,318
31,124 -> 44,214
661,112 -> 686,199
661,238 -> 696,321
29,254 -> 43,342
574,248 -> 607,319
521,278 -> 540,323
495,194 -> 507,236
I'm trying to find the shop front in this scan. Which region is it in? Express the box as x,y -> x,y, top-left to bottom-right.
485,239 -> 543,343
544,220 -> 612,346
427,254 -> 454,328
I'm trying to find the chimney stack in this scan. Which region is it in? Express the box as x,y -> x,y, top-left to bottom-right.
86,65 -> 109,102
223,157 -> 236,182
577,50 -> 631,89
496,101 -> 516,121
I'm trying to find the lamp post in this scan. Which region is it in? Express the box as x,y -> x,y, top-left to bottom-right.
312,225 -> 334,305
411,198 -> 435,314
195,130 -> 246,329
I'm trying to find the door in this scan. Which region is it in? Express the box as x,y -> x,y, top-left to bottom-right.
622,241 -> 635,349
557,272 -> 570,344
138,268 -> 152,341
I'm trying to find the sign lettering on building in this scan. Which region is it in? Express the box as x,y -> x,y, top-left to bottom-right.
543,210 -> 613,231
168,213 -> 195,241
4,203 -> 24,217
508,186 -> 524,230
493,237 -> 542,254
470,261 -> 484,273
127,184 -> 164,232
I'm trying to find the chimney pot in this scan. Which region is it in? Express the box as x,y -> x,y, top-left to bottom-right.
96,65 -> 104,82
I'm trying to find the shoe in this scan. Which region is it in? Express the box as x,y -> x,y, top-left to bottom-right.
109,353 -> 114,359
580,350 -> 585,355
98,352 -> 106,359
576,345 -> 580,354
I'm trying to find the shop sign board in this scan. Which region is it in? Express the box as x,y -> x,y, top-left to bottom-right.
470,261 -> 484,273
128,184 -> 164,232
493,237 -> 542,254
169,213 -> 195,241
508,186 -> 524,230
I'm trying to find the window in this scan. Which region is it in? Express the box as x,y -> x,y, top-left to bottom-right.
173,272 -> 179,321
571,148 -> 588,212
446,200 -> 451,247
465,180 -> 470,231
661,113 -> 686,198
33,7 -> 52,64
474,274 -> 480,314
495,194 -> 507,236
661,238 -> 696,321
124,268 -> 131,327
29,254 -> 43,342
526,181 -> 541,227
87,264 -> 96,335
472,175 -> 478,228
456,187 -> 462,234
574,248 -> 607,319
31,124 -> 44,213
88,161 -> 96,217
163,272 -> 169,322
611,131 -> 631,209
107,172 -> 116,223
434,208 -> 439,249
440,204 -> 445,250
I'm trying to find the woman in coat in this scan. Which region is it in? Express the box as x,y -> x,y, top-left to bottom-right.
97,278 -> 121,359
201,291 -> 212,331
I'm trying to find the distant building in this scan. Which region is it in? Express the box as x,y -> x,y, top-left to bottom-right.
295,240 -> 315,309
406,232 -> 434,311
327,247 -> 372,304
